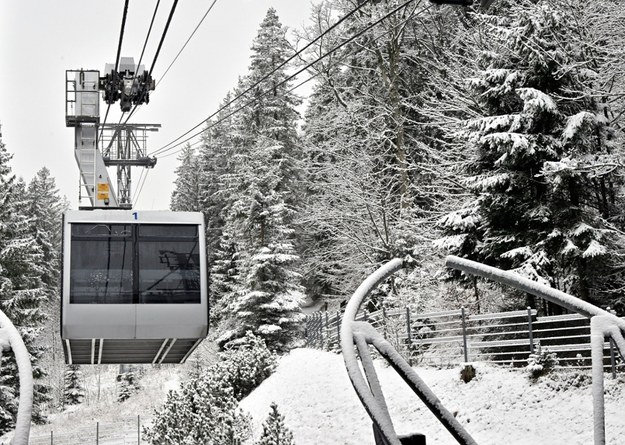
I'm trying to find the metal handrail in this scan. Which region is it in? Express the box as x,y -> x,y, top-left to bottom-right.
340,256 -> 625,445
0,309 -> 33,445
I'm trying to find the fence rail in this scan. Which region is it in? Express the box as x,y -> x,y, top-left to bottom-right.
305,306 -> 624,371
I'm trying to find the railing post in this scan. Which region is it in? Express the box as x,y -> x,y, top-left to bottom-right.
406,307 -> 413,367
96,421 -> 99,445
527,306 -> 534,354
138,414 -> 141,444
51,430 -> 53,445
461,307 -> 469,363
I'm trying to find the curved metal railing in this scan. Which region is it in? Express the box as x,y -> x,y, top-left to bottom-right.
0,309 -> 33,445
340,256 -> 625,445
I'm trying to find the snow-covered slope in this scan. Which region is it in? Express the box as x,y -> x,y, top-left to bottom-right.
240,348 -> 625,445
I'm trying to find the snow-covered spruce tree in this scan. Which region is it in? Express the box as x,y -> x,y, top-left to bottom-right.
170,144 -> 203,212
436,0 -> 625,310
0,139 -> 49,433
255,402 -> 294,445
26,167 -> 67,409
214,8 -> 305,350
62,365 -> 85,407
117,367 -> 141,403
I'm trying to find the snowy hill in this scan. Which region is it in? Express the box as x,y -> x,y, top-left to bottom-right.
240,349 -> 625,445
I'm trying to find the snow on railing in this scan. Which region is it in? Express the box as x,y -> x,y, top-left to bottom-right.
0,309 -> 33,445
340,256 -> 625,445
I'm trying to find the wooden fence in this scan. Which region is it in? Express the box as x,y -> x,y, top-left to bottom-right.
305,307 -> 624,371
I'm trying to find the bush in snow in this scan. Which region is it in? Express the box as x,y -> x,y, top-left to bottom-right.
62,365 -> 85,407
255,402 -> 294,445
218,331 -> 277,401
526,344 -> 559,380
144,332 -> 276,444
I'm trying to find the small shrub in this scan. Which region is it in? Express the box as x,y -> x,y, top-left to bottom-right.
255,402 -> 295,445
526,344 -> 559,379
219,331 -> 278,400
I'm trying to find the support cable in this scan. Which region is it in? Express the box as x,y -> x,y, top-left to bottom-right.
149,0 -> 179,77
158,5 -> 423,160
151,0 -> 377,156
153,0 -> 422,158
156,0 -> 218,88
99,0 -> 131,144
123,0 -> 162,125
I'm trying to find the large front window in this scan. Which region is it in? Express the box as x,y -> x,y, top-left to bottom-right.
70,223 -> 201,304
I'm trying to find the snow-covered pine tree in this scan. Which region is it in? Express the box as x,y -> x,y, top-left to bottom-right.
255,402 -> 294,445
436,0 -> 625,310
117,365 -> 141,402
26,167 -> 67,409
62,365 -> 85,407
170,144 -> 202,212
0,137 -> 49,433
213,8 -> 305,350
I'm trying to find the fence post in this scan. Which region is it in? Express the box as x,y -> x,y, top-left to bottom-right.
406,307 -> 413,367
336,311 -> 341,347
609,337 -> 617,379
461,307 -> 469,363
50,430 -> 53,445
527,307 -> 534,354
324,311 -> 329,350
138,414 -> 141,444
382,305 -> 387,339
96,421 -> 99,445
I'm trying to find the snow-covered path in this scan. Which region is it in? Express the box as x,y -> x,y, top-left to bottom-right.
241,348 -> 624,445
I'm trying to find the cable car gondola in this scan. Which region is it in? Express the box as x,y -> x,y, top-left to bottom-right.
61,210 -> 208,365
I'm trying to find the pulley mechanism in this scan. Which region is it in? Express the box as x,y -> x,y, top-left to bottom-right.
100,57 -> 155,112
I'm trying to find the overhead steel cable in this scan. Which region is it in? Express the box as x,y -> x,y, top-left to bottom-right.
125,0 -> 217,125
151,0 -> 376,156
156,0 -> 218,88
153,0 -> 422,158
99,0 -> 131,143
157,5 -> 425,160
149,0 -> 179,77
123,0 -> 162,125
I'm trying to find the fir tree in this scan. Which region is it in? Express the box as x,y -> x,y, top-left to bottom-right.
436,0 -> 625,310
170,144 -> 202,212
117,366 -> 141,403
0,136 -> 50,433
26,167 -> 66,409
63,365 -> 85,407
209,8 -> 305,350
255,402 -> 294,445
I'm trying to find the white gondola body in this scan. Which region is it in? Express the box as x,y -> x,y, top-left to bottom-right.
61,210 -> 208,364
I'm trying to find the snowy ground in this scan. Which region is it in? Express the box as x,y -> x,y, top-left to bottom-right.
3,348 -> 624,444
240,348 -> 625,445
1,365 -> 182,445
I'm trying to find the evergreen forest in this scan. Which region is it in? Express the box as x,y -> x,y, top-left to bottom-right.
1,0 -> 625,437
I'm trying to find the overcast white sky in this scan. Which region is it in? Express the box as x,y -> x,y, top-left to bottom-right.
0,0 -> 313,210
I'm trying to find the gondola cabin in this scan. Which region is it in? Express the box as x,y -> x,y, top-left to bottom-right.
61,210 -> 208,365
